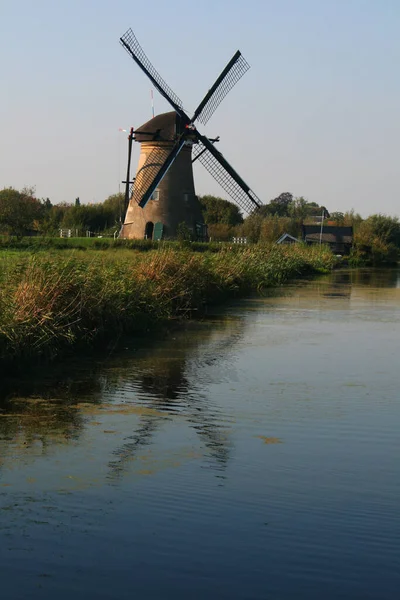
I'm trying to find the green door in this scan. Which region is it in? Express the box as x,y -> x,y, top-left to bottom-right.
153,222 -> 164,241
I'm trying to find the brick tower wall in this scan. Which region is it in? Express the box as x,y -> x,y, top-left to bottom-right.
120,142 -> 205,240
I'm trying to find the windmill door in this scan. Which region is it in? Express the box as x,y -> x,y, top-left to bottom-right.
153,222 -> 164,241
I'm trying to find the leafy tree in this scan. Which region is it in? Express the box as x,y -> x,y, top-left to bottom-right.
240,212 -> 263,243
41,197 -> 52,211
330,211 -> 345,225
259,216 -> 301,243
103,192 -> 124,225
59,200 -> 121,234
0,187 -> 43,237
257,204 -> 273,218
207,223 -> 238,241
268,192 -> 293,217
199,195 -> 243,226
75,197 -> 81,207
288,197 -> 308,220
257,192 -> 322,219
284,197 -> 331,221
41,203 -> 70,234
352,214 -> 400,265
342,210 -> 363,228
362,214 -> 400,246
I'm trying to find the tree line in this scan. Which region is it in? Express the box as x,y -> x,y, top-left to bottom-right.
0,186 -> 399,263
0,187 -> 123,237
200,192 -> 331,242
0,188 -> 330,238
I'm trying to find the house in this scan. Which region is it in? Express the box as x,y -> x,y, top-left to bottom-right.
302,225 -> 353,255
276,233 -> 300,245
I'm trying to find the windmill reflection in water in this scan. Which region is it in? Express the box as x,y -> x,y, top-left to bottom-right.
106,318 -> 245,481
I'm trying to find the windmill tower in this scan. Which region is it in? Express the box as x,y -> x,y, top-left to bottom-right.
119,28 -> 262,240
123,111 -> 204,240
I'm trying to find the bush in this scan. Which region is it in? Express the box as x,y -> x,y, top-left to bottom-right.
352,214 -> 400,265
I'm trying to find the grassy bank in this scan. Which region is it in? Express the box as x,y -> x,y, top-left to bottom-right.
0,245 -> 336,368
0,235 -> 220,253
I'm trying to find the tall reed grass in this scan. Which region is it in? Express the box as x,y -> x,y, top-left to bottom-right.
0,245 -> 336,367
0,236 -> 220,253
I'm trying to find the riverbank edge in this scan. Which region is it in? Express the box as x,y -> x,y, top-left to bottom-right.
0,246 -> 337,373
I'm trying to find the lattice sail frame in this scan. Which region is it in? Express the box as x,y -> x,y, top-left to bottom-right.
195,54 -> 250,125
120,29 -> 184,112
192,142 -> 261,214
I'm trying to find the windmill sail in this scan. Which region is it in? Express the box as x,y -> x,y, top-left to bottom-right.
193,136 -> 261,214
120,29 -> 185,117
191,51 -> 250,125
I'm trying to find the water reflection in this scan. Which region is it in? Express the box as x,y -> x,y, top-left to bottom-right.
1,268 -> 399,482
0,317 -> 245,481
333,268 -> 400,288
104,320 -> 245,478
1,269 -> 400,600
272,268 -> 400,307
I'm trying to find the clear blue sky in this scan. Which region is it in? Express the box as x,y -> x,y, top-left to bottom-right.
1,0 -> 399,216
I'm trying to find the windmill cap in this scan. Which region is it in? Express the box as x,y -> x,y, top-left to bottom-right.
134,111 -> 188,143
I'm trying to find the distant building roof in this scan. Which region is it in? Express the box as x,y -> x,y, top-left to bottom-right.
276,233 -> 300,244
302,225 -> 353,245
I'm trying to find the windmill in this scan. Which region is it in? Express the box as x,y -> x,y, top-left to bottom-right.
119,28 -> 262,241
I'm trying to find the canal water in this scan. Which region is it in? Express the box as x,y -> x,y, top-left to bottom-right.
1,269 -> 399,599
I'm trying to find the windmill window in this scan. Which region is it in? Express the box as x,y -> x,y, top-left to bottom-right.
183,193 -> 190,203
150,189 -> 159,201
